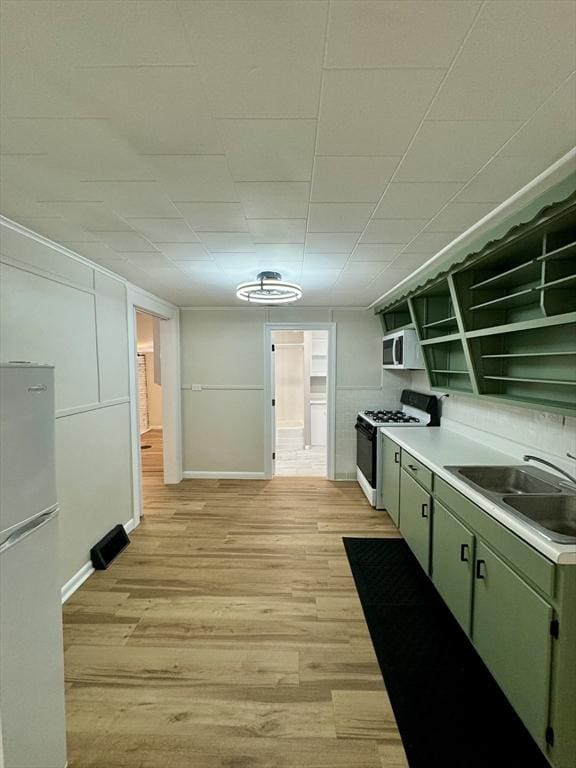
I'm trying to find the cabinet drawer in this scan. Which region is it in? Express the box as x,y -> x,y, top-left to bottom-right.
435,477 -> 555,598
401,450 -> 433,492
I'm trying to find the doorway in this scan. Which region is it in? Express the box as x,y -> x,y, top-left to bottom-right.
265,324 -> 336,479
136,311 -> 163,481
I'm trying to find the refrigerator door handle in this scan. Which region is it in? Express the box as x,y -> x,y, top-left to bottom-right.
0,508 -> 58,553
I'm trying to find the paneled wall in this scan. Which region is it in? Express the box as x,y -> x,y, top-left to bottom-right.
180,308 -> 405,478
0,222 -> 133,587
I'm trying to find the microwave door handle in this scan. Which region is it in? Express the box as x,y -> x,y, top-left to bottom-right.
392,336 -> 399,366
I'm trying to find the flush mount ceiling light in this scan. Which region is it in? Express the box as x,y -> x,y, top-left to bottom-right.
236,271 -> 303,305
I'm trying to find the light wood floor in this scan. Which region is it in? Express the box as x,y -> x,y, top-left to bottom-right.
63,429 -> 407,767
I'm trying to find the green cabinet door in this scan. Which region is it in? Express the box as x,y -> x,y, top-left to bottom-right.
431,501 -> 475,635
379,434 -> 401,525
399,468 -> 432,573
472,540 -> 553,747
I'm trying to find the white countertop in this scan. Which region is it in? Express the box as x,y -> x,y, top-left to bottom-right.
379,425 -> 576,565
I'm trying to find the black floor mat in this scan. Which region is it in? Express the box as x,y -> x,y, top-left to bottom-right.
343,537 -> 550,768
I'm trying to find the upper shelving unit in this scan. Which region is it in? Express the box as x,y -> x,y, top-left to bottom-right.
376,192 -> 576,415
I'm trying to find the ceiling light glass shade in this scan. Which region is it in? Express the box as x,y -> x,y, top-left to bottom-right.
236,271 -> 303,304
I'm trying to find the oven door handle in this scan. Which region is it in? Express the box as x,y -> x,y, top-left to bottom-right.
355,422 -> 375,439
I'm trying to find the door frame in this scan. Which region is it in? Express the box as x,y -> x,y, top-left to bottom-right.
127,284 -> 182,529
264,323 -> 336,480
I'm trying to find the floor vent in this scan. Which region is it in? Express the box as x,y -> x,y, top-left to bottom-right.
90,525 -> 130,570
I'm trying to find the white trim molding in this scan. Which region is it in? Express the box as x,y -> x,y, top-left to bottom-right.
61,561 -> 94,604
126,285 -> 182,531
264,322 -> 336,481
182,470 -> 266,480
61,518 -> 138,603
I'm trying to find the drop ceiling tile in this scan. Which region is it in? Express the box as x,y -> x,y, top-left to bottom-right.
359,219 -> 427,244
429,1 -> 576,120
176,261 -> 224,278
303,253 -> 349,269
253,244 -> 304,261
88,230 -> 158,253
326,1 -> 479,68
390,252 -> 432,270
305,233 -> 360,253
317,68 -> 444,156
248,219 -> 306,244
426,202 -> 497,233
311,157 -> 400,203
144,156 -> 238,201
308,203 -> 374,233
200,232 -> 255,253
457,155 -> 555,204
78,181 -> 180,218
174,203 -> 249,233
1,1 -> 193,68
341,261 -> 384,277
364,267 -> 415,301
126,253 -> 176,269
155,243 -> 212,261
499,74 -> 576,162
350,244 -> 405,261
17,217 -> 98,243
77,66 -> 222,155
395,120 -> 521,182
373,182 -> 463,220
211,253 -> 259,270
125,218 -> 200,244
179,0 -> 326,117
235,182 -> 310,218
216,119 -> 316,181
401,232 -> 456,254
33,201 -> 130,231
300,269 -> 342,290
56,241 -> 125,263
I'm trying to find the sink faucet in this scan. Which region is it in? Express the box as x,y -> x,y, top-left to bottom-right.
523,454 -> 576,491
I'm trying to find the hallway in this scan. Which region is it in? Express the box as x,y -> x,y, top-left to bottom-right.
62,475 -> 406,768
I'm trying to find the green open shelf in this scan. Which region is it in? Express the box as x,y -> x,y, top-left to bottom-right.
376,192 -> 576,415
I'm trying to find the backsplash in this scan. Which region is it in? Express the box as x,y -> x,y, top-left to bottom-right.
411,371 -> 576,465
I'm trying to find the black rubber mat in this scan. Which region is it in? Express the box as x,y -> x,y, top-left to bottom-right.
343,537 -> 550,768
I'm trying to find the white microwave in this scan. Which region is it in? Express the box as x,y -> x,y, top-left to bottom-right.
382,329 -> 424,369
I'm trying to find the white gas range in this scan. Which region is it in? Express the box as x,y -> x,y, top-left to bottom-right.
355,390 -> 439,507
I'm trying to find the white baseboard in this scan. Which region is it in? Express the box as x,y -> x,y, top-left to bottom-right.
61,519 -> 138,603
183,470 -> 266,480
61,561 -> 94,604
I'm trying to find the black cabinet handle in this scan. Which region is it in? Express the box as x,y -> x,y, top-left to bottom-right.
409,464 -> 418,471
460,543 -> 469,562
421,503 -> 429,518
476,559 -> 486,579
394,451 -> 400,464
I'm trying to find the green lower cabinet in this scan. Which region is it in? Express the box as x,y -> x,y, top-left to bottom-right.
399,468 -> 432,573
379,434 -> 401,525
472,539 -> 553,749
431,501 -> 475,635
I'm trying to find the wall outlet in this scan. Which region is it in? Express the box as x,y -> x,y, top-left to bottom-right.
191,384 -> 202,391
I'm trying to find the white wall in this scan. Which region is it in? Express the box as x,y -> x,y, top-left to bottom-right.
180,307 -> 407,478
144,351 -> 163,428
0,222 -> 133,587
411,370 -> 576,464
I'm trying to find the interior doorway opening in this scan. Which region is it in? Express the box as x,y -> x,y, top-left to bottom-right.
136,311 -> 164,482
272,329 -> 328,477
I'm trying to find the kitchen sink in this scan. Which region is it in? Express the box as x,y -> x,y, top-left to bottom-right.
501,495 -> 576,544
445,464 -> 576,545
450,465 -> 562,495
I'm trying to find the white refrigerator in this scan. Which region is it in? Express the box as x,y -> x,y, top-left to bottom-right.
0,363 -> 67,768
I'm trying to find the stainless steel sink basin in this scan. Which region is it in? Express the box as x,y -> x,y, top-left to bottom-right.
450,465 -> 562,495
445,464 -> 576,545
501,495 -> 576,544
